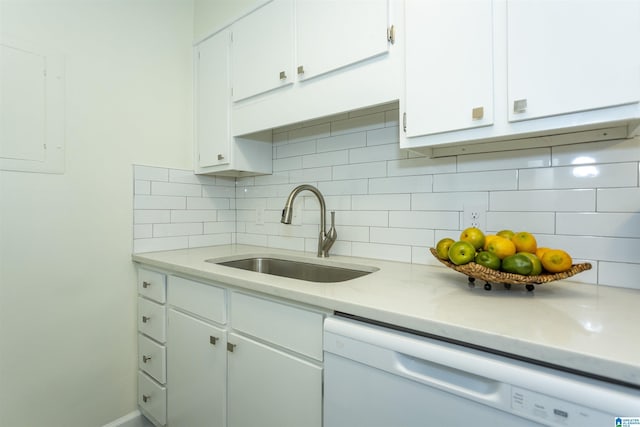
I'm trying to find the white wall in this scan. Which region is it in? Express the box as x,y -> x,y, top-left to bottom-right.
0,1 -> 193,426
193,0 -> 267,41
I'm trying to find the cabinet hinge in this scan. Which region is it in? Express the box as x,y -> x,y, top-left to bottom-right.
387,25 -> 396,44
403,112 -> 407,133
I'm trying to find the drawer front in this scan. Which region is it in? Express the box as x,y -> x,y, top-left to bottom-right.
138,298 -> 166,343
168,276 -> 226,324
230,292 -> 324,361
138,334 -> 166,384
138,371 -> 166,426
138,268 -> 166,304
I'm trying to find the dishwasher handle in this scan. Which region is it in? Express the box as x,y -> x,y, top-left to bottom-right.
394,351 -> 508,405
324,318 -> 513,410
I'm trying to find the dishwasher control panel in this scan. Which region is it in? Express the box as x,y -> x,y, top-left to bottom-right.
511,386 -> 611,426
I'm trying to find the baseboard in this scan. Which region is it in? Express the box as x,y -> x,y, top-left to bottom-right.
102,410 -> 153,427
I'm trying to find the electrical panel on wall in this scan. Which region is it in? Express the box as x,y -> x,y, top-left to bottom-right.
1,35 -> 65,174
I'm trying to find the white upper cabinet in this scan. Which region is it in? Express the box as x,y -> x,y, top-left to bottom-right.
196,30 -> 230,169
401,0 -> 640,154
404,0 -> 494,137
296,0 -> 390,81
231,0 -> 295,102
195,29 -> 273,177
230,0 -> 401,136
506,0 -> 640,122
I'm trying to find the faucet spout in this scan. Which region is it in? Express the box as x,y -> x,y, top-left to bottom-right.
281,184 -> 337,257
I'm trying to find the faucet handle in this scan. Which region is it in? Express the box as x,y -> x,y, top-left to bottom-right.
327,211 -> 337,242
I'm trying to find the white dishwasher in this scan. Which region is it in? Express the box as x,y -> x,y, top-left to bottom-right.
323,315 -> 640,427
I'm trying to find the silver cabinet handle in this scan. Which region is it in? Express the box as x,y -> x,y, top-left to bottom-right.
210,336 -> 218,346
297,65 -> 304,75
387,25 -> 396,44
142,394 -> 150,403
142,281 -> 151,288
227,342 -> 236,352
279,71 -> 287,80
513,98 -> 527,113
472,106 -> 484,120
143,355 -> 152,363
142,315 -> 150,323
217,154 -> 224,161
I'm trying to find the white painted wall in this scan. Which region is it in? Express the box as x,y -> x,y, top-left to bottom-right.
193,0 -> 267,41
0,1 -> 193,426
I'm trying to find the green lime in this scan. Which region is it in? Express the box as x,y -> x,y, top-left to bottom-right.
475,251 -> 501,270
502,253 -> 533,275
518,252 -> 543,276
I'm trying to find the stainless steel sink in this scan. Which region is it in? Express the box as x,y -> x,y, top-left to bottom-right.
207,256 -> 377,283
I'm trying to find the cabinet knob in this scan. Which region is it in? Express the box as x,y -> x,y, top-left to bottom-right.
297,65 -> 304,75
513,98 -> 528,113
217,154 -> 224,161
142,281 -> 151,288
279,71 -> 287,80
472,106 -> 484,120
142,355 -> 152,363
142,315 -> 151,323
210,336 -> 218,346
227,342 -> 236,352
142,394 -> 151,403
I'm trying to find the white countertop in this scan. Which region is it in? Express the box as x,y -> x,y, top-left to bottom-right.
132,244 -> 640,388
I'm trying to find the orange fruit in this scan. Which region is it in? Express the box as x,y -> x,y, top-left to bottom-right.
541,249 -> 573,273
497,229 -> 515,240
460,227 -> 485,250
483,234 -> 498,250
536,247 -> 551,260
485,236 -> 516,260
511,231 -> 537,254
435,238 -> 455,260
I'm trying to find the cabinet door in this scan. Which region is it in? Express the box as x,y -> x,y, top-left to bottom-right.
296,0 -> 389,81
196,30 -> 230,168
167,309 -> 226,427
231,0 -> 294,101
404,0 -> 494,137
227,333 -> 322,427
507,0 -> 640,122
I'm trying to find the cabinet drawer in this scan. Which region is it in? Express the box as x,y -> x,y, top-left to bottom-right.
230,292 -> 323,361
138,268 -> 166,304
138,371 -> 166,426
138,298 -> 166,343
138,334 -> 166,384
168,276 -> 226,324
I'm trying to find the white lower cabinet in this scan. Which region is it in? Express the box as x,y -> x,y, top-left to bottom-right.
137,268 -> 167,427
136,268 -> 326,427
167,308 -> 226,427
227,333 -> 322,427
138,372 -> 167,426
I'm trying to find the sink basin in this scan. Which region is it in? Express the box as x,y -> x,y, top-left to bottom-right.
207,255 -> 377,283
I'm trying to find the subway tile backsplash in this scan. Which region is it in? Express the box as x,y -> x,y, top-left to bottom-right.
132,165 -> 235,253
133,104 -> 640,290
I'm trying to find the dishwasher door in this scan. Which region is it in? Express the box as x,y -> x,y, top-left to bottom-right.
323,316 -> 640,427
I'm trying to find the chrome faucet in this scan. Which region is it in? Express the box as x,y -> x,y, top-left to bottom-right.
281,184 -> 337,258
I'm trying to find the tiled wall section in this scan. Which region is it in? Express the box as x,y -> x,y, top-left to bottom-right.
132,104 -> 640,290
234,104 -> 640,290
133,166 -> 236,253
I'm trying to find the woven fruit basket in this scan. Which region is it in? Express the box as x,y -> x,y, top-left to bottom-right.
429,248 -> 592,291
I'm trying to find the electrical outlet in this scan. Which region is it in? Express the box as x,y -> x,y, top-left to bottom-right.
463,204 -> 486,230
